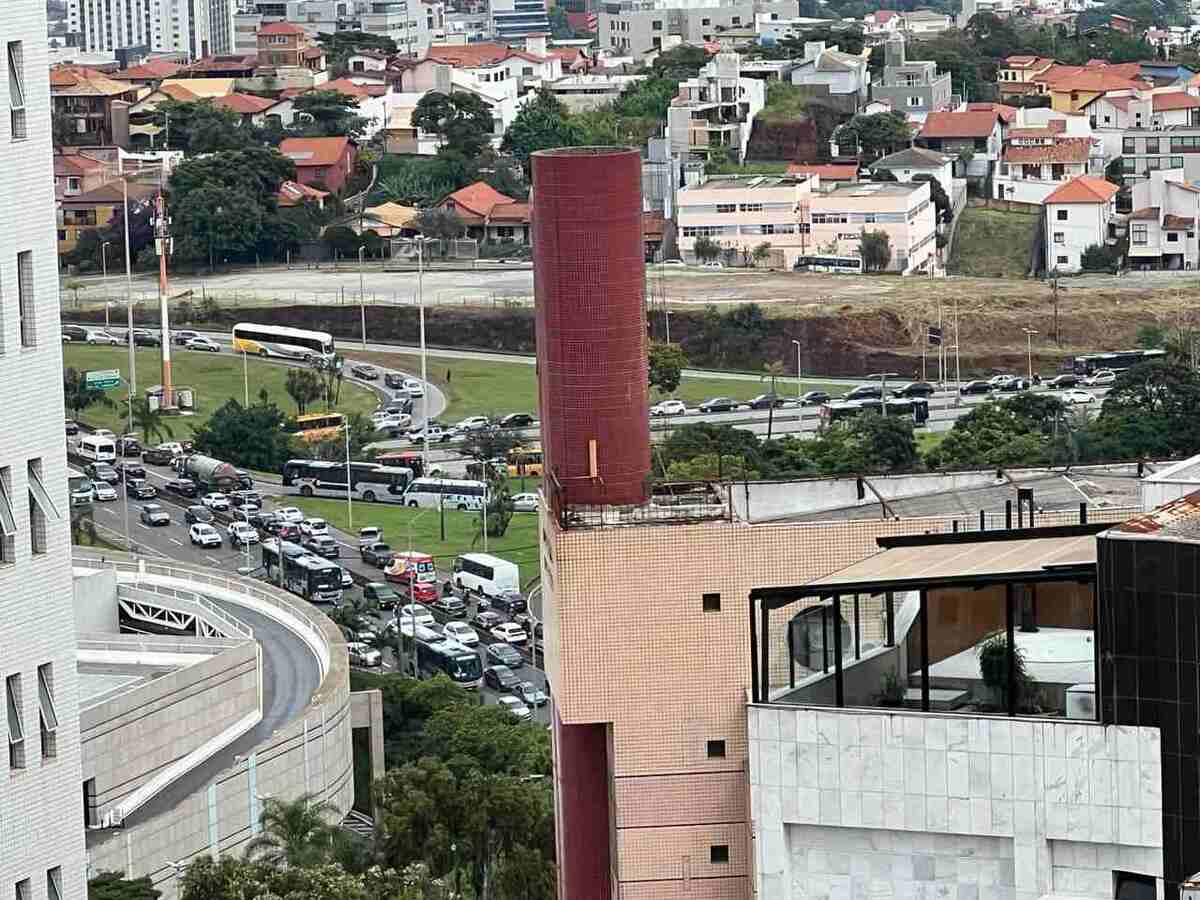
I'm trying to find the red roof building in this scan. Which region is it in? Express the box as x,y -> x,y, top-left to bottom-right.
1042,175 -> 1119,204
918,110 -> 1003,139
438,181 -> 531,244
278,136 -> 358,193
786,163 -> 860,182
212,93 -> 276,117
277,180 -> 330,209
1002,138 -> 1093,164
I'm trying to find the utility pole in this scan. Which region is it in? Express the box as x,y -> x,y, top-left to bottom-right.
121,173 -> 136,437
153,187 -> 174,408
1050,269 -> 1061,346
1023,328 -> 1038,382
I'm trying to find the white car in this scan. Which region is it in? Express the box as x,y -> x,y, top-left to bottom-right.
201,492 -> 230,511
87,329 -> 120,345
661,258 -> 687,267
1062,389 -> 1096,405
408,424 -> 446,443
650,399 -> 687,417
397,603 -> 436,628
346,642 -> 382,667
185,336 -> 220,352
91,482 -> 118,502
700,261 -> 725,269
275,506 -> 304,524
403,378 -> 425,398
497,695 -> 532,721
1086,370 -> 1116,386
299,517 -> 329,538
517,681 -> 548,707
454,416 -> 491,433
491,622 -> 528,644
93,429 -> 117,440
511,492 -> 539,513
443,620 -> 479,646
373,412 -> 413,432
189,523 -> 222,548
157,442 -> 186,457
228,522 -> 260,546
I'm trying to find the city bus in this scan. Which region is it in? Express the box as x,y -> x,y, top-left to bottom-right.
401,477 -> 487,511
819,398 -> 930,426
284,412 -> 346,444
399,622 -> 483,689
1071,349 -> 1165,376
261,538 -> 344,604
507,444 -> 544,477
231,323 -> 336,367
375,451 -> 425,479
795,255 -> 863,274
281,459 -> 414,502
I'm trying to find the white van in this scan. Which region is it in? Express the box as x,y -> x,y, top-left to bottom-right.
77,434 -> 116,463
453,552 -> 519,598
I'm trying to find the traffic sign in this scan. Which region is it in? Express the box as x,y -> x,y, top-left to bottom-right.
85,369 -> 121,390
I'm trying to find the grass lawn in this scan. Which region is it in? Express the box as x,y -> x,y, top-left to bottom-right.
352,350 -> 850,420
292,497 -> 542,584
916,431 -> 946,454
62,344 -> 381,434
946,207 -> 1037,279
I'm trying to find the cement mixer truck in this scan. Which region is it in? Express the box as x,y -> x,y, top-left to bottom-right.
174,454 -> 240,493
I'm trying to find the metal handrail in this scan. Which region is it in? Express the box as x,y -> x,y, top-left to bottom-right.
78,636 -> 247,654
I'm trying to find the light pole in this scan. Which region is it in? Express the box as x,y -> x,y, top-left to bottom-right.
868,372 -> 900,415
953,298 -> 961,394
664,308 -> 671,344
1024,328 -> 1038,382
791,339 -> 802,401
417,237 -> 430,474
344,422 -> 353,530
101,240 -> 111,298
120,173 -> 137,437
242,349 -> 249,406
358,245 -> 367,351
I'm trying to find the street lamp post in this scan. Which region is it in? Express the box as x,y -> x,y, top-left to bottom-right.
120,174 -> 137,437
358,245 -> 367,351
664,308 -> 671,344
417,238 -> 430,473
868,372 -> 900,415
1024,328 -> 1038,382
101,240 -> 111,297
344,423 -> 353,530
791,339 -> 802,401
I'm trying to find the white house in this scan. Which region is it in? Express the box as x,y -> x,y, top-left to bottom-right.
789,40 -> 870,106
870,146 -> 954,198
422,34 -> 562,91
1043,174 -> 1119,272
1126,168 -> 1200,270
995,129 -> 1099,204
667,52 -> 765,162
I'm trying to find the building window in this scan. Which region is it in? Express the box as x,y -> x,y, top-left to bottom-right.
706,739 -> 726,758
46,869 -> 62,900
702,592 -> 721,612
66,176 -> 81,193
37,663 -> 57,759
710,845 -> 730,864
1115,871 -> 1156,900
908,95 -> 921,107
15,880 -> 31,900
1053,232 -> 1064,243
7,673 -> 25,769
701,17 -> 710,24
16,250 -> 34,347
27,460 -> 56,555
1123,137 -> 1136,153
716,203 -> 736,213
731,16 -> 741,24
1132,224 -> 1148,245
1056,209 -> 1068,221
1171,157 -> 1184,168
7,41 -> 26,141
1145,138 -> 1160,154
651,19 -> 661,29
1057,255 -> 1068,264
1122,158 -> 1137,173
1103,115 -> 1111,124
739,203 -> 762,212
1168,231 -> 1180,242
0,468 -> 14,564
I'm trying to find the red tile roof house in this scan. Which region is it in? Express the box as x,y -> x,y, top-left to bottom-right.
915,110 -> 1005,181
437,182 -> 531,245
278,136 -> 358,193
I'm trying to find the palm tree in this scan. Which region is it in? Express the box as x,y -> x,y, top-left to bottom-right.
761,360 -> 786,441
245,792 -> 338,869
131,397 -> 174,445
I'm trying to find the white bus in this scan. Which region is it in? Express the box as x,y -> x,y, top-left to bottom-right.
795,255 -> 863,274
77,434 -> 116,463
231,324 -> 335,366
280,459 -> 413,503
401,478 -> 487,511
453,552 -> 519,598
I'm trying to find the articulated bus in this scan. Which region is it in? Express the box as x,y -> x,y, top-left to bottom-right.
261,538 -> 343,604
284,412 -> 346,444
231,324 -> 336,367
1071,349 -> 1165,376
820,398 -> 930,426
506,444 -> 543,477
399,622 -> 483,689
281,459 -> 413,502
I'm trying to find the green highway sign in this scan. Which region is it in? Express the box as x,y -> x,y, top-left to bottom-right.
85,369 -> 121,390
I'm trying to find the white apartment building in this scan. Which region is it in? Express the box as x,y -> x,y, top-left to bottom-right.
1126,168 -> 1200,270
2,3 -> 89,898
1042,174 -> 1119,272
789,40 -> 870,106
667,51 -> 765,162
68,0 -> 236,59
600,0 -> 797,58
995,128 -> 1101,205
361,0 -> 442,56
490,0 -> 550,40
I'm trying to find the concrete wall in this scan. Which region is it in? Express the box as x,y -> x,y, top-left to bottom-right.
80,639 -> 260,818
74,567 -> 118,633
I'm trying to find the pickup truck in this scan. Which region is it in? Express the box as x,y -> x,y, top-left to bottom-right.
361,541 -> 394,567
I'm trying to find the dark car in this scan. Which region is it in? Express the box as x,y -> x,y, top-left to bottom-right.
748,393 -> 786,410
248,510 -> 276,530
230,490 -> 262,509
184,505 -> 214,525
305,535 -> 340,558
893,382 -> 936,398
361,541 -> 394,567
165,477 -> 197,498
384,372 -> 404,389
234,469 -> 254,490
117,437 -> 143,457
800,390 -> 831,406
485,641 -> 524,669
994,376 -> 1030,392
132,330 -> 161,347
65,419 -> 79,436
473,610 -> 503,630
351,364 -> 379,380
698,397 -> 739,413
142,447 -> 174,466
126,478 -> 156,500
491,590 -> 527,615
139,503 -> 170,525
484,664 -> 521,691
843,385 -> 883,402
1046,374 -> 1081,389
363,582 -> 401,610
85,463 -> 119,484
118,463 -> 147,481
432,594 -> 466,617
499,413 -> 535,429
959,380 -> 993,396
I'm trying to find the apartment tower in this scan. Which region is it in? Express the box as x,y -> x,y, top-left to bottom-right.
2,3 -> 88,899
68,0 -> 237,59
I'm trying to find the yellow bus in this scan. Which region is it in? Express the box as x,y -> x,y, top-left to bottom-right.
285,412 -> 345,444
507,444 -> 543,477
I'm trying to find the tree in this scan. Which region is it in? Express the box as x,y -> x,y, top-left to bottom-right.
500,89 -> 584,173
926,393 -> 1066,469
411,207 -> 466,251
649,341 -> 687,394
912,174 -> 952,224
809,412 -> 919,474
285,367 -> 324,415
64,367 -> 116,419
152,99 -> 252,154
858,228 -> 892,272
834,112 -> 911,159
413,92 -> 495,161
316,30 -> 397,75
88,872 -> 161,900
1080,243 -> 1120,271
246,792 -> 339,869
752,242 -> 773,267
462,428 -> 520,464
692,236 -> 722,263
131,396 -> 174,445
660,423 -> 762,475
1137,323 -> 1166,349
322,224 -> 364,258
191,392 -> 295,471
291,91 -> 371,139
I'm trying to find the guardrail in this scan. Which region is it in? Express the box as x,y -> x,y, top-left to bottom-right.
78,635 -> 247,655
116,582 -> 254,639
